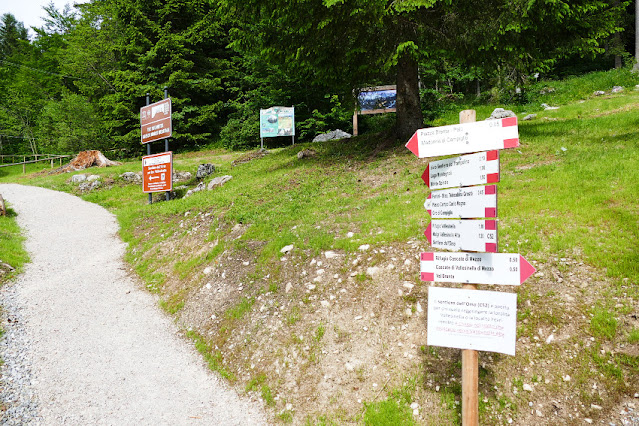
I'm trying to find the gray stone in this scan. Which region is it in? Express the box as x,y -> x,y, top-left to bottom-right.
522,114 -> 537,121
184,182 -> 206,198
173,171 -> 193,182
71,174 -> 87,183
593,90 -> 606,96
207,175 -> 232,190
312,129 -> 351,142
196,164 -> 216,179
297,149 -> 317,159
612,86 -> 624,93
87,175 -> 101,182
486,108 -> 516,120
541,103 -> 559,111
280,244 -> 294,254
120,172 -> 141,183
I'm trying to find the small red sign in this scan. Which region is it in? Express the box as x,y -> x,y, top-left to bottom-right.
142,152 -> 173,193
141,98 -> 172,144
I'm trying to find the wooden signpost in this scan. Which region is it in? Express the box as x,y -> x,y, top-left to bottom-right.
406,109 -> 534,425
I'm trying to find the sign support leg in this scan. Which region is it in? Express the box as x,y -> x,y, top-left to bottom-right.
164,87 -> 170,202
460,109 -> 478,426
353,110 -> 358,136
146,93 -> 152,205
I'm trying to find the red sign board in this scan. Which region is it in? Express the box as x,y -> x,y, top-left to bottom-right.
142,152 -> 173,193
140,98 -> 172,144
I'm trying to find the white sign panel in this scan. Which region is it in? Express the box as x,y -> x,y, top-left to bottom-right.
423,150 -> 499,190
406,117 -> 519,158
427,286 -> 517,355
425,219 -> 497,253
425,185 -> 497,219
420,252 -> 536,286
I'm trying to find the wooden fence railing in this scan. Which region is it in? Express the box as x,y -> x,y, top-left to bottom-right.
0,154 -> 72,173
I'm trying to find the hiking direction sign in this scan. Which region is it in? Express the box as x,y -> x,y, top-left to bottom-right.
142,152 -> 173,193
425,185 -> 497,219
141,98 -> 172,144
423,150 -> 499,190
406,117 -> 518,158
420,252 -> 536,286
425,219 -> 497,253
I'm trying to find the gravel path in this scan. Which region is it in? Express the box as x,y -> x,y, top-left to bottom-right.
0,184 -> 266,425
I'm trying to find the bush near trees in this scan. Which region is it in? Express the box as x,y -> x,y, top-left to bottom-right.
0,0 -> 633,155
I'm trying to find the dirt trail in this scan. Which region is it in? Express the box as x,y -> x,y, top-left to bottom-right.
0,184 -> 265,425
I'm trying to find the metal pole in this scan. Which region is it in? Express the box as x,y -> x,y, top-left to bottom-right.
164,87 -> 170,202
146,93 -> 152,205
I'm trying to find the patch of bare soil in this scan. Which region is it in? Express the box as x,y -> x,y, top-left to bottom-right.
132,213 -> 638,425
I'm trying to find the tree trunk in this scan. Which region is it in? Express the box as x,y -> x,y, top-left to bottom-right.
396,51 -> 424,142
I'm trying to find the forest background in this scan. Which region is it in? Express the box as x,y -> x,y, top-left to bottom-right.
0,0 -> 636,156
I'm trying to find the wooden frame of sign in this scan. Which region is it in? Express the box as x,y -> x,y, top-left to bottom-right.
353,85 -> 397,136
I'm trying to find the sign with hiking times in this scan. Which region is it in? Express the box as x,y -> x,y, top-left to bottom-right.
425,185 -> 497,219
140,98 -> 172,144
142,152 -> 173,193
406,117 -> 519,158
423,150 -> 500,190
427,286 -> 517,356
420,252 -> 536,286
425,219 -> 497,253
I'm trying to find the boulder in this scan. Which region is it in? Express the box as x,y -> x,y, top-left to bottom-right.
486,108 -> 516,120
71,174 -> 87,183
297,149 -> 317,159
87,175 -> 101,182
184,181 -> 206,198
196,164 -> 216,179
208,175 -> 232,190
173,171 -> 193,182
612,86 -> 624,93
593,90 -> 606,96
312,129 -> 352,142
541,103 -> 559,111
120,172 -> 142,183
522,114 -> 537,121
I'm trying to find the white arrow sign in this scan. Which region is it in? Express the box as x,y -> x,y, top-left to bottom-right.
406,117 -> 519,158
423,150 -> 499,190
420,252 -> 536,286
425,185 -> 497,219
425,219 -> 497,253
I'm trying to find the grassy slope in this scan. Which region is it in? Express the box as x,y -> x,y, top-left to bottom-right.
0,204 -> 29,286
0,69 -> 638,424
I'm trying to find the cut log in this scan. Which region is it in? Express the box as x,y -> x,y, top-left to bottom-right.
57,150 -> 121,173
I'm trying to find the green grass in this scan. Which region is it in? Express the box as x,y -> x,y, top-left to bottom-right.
0,205 -> 29,284
590,307 -> 618,340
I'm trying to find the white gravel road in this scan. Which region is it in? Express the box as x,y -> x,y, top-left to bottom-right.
0,184 -> 266,425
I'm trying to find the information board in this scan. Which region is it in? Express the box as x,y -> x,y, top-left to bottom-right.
427,286 -> 517,356
140,98 -> 172,144
142,152 -> 173,193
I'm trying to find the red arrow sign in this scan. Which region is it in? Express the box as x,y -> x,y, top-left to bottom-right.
423,150 -> 499,189
406,117 -> 518,158
425,219 -> 497,253
420,252 -> 536,286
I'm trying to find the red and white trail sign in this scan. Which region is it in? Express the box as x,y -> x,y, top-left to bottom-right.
406,117 -> 519,158
420,252 -> 536,286
425,185 -> 497,219
425,219 -> 497,253
423,150 -> 499,190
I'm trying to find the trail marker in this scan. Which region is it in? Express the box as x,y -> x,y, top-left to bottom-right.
142,152 -> 173,193
425,219 -> 497,253
425,185 -> 497,219
406,117 -> 518,158
427,286 -> 517,356
420,252 -> 536,286
423,150 -> 499,190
